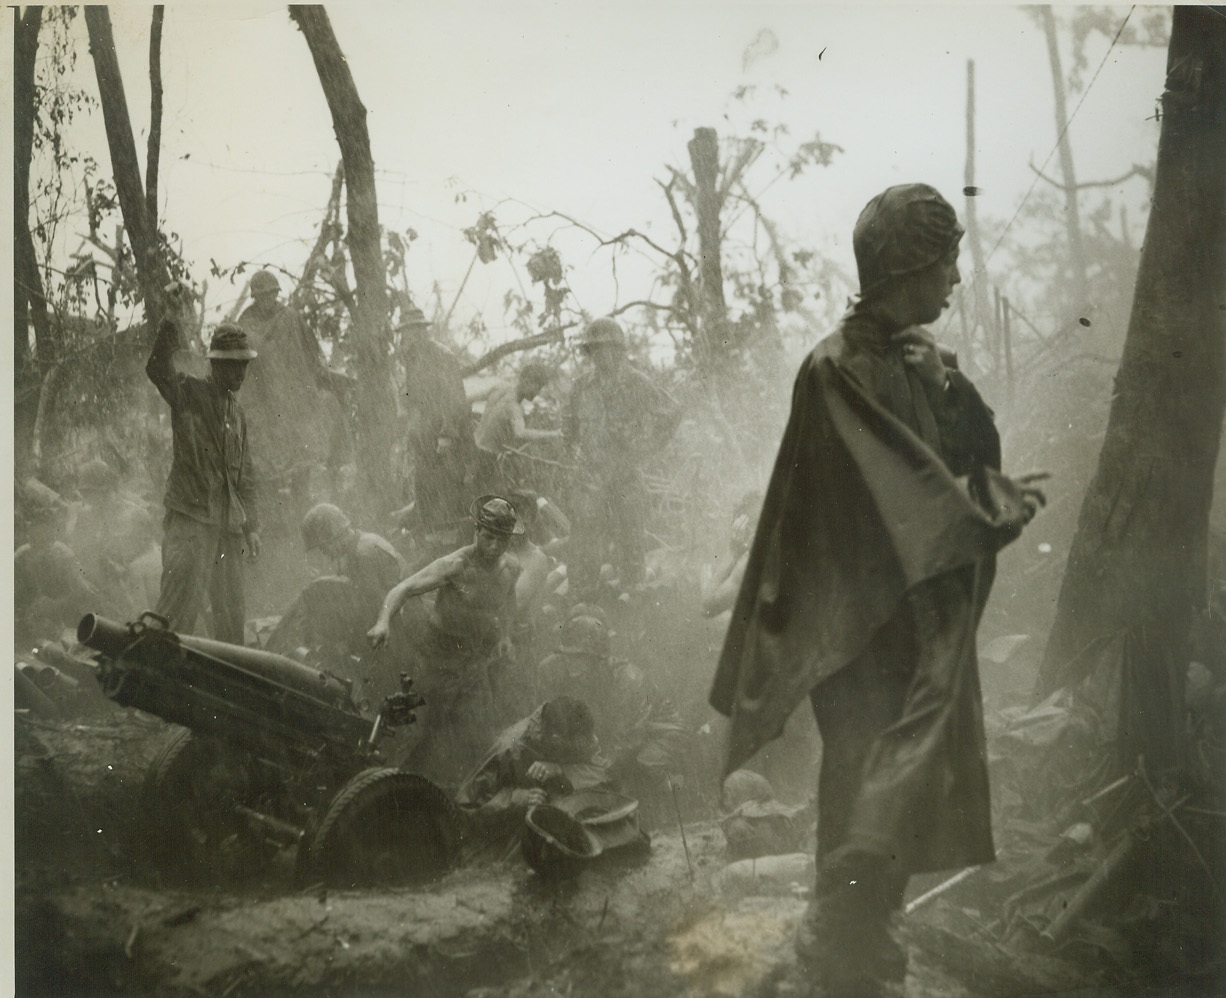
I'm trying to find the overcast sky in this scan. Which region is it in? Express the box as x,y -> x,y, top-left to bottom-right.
45,2 -> 1167,341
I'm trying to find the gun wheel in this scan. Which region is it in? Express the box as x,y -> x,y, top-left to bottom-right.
296,768 -> 462,888
140,727 -> 281,884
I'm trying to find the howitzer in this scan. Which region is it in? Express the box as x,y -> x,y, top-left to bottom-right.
78,612 -> 460,888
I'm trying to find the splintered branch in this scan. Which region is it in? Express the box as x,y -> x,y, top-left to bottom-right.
1027,160 -> 1155,192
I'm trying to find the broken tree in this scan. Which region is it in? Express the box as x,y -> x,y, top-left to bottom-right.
1039,7 -> 1226,774
290,5 -> 398,512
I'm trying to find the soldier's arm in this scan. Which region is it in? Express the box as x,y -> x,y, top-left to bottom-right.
145,316 -> 186,408
368,553 -> 459,646
383,554 -> 457,615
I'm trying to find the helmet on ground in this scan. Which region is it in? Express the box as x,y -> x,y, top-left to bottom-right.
207,324 -> 258,360
722,769 -> 776,811
470,494 -> 525,536
249,269 -> 280,295
78,459 -> 120,496
566,602 -> 610,629
301,503 -> 351,552
558,615 -> 610,658
577,317 -> 626,351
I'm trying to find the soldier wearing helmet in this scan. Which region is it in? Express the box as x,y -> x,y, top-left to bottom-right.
395,301 -> 476,546
563,317 -> 681,597
367,494 -> 525,786
265,503 -> 406,675
299,502 -> 404,613
711,184 -> 1046,996
69,457 -> 156,615
238,268 -> 346,514
536,609 -> 685,825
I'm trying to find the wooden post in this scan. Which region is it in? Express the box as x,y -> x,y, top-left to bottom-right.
688,126 -> 727,368
993,285 -> 1003,376
1041,6 -> 1088,311
963,59 -> 992,371
1002,295 -> 1014,399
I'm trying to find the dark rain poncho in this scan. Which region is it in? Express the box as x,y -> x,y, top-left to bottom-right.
710,306 -> 1031,874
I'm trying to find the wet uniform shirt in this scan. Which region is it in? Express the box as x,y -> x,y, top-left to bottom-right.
146,318 -> 257,535
564,364 -> 679,481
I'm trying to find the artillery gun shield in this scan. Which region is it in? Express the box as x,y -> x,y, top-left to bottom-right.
295,768 -> 462,888
140,727 -> 284,885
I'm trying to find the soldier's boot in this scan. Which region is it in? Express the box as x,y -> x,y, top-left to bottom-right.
795,879 -> 908,997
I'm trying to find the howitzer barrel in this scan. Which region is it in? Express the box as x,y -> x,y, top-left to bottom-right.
78,612 -> 354,708
78,612 -> 372,771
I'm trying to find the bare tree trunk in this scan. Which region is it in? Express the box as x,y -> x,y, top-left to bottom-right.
688,127 -> 727,368
1041,6 -> 1089,314
84,5 -> 171,331
289,5 -> 396,510
146,6 -> 165,222
14,6 -> 53,468
1039,7 -> 1226,776
962,60 -> 991,375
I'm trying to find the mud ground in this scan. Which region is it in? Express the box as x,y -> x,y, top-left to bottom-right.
14,701 -> 1219,998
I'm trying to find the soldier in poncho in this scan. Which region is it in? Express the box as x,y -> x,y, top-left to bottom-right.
710,184 -> 1045,996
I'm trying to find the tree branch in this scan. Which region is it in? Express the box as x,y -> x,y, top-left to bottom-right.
1027,160 -> 1155,192
460,329 -> 565,378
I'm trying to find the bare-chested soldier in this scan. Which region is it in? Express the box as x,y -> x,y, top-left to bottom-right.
367,495 -> 523,785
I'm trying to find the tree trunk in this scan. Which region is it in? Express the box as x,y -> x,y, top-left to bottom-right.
688,127 -> 727,368
1041,6 -> 1089,316
146,6 -> 165,222
289,5 -> 396,511
84,5 -> 171,331
13,6 -> 52,468
1038,7 -> 1226,776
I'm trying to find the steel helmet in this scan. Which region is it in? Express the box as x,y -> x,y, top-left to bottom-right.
577,317 -> 626,351
249,269 -> 280,295
558,615 -> 610,658
470,494 -> 525,536
300,503 -> 351,552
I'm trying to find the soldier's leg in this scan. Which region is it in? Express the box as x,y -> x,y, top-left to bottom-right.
612,475 -> 647,586
155,511 -> 210,635
207,529 -> 247,645
566,484 -> 607,602
801,619 -> 914,995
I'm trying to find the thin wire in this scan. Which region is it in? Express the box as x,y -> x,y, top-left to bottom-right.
983,5 -> 1137,267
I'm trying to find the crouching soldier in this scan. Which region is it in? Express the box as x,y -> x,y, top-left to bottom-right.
455,695 -> 612,863
537,610 -> 687,827
367,495 -> 522,786
266,504 -> 406,699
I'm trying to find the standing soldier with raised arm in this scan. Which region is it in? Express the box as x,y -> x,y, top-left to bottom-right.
146,297 -> 260,644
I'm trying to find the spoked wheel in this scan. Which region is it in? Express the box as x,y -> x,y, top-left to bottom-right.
140,727 -> 284,885
295,768 -> 463,889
